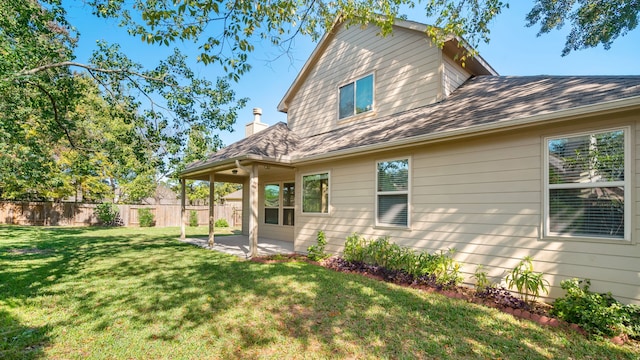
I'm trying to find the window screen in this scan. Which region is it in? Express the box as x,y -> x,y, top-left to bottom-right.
302,173 -> 329,213
339,74 -> 373,119
377,159 -> 409,227
546,129 -> 626,239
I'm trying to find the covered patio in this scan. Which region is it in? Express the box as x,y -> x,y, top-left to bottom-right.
178,114 -> 298,258
179,235 -> 294,259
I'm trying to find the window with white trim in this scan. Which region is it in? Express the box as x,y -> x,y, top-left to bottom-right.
302,172 -> 329,213
283,182 -> 295,226
264,184 -> 279,225
376,158 -> 409,227
339,74 -> 374,119
545,128 -> 629,240
264,182 -> 294,226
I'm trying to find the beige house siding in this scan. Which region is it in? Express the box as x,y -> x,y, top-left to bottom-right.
443,56 -> 472,97
287,24 -> 442,138
259,223 -> 294,242
294,113 -> 640,304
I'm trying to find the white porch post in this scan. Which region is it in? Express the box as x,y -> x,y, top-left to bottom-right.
208,173 -> 215,247
180,178 -> 186,239
248,163 -> 259,258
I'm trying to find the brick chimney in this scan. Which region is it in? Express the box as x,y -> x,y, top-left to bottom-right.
245,107 -> 268,137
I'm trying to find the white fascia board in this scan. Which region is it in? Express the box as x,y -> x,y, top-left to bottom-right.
180,155 -> 293,178
277,18 -> 343,113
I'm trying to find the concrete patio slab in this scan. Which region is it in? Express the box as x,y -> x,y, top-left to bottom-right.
179,235 -> 294,259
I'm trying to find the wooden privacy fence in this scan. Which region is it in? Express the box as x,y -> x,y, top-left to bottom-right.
0,201 -> 242,227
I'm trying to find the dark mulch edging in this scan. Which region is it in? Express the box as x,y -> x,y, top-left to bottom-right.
250,254 -> 631,346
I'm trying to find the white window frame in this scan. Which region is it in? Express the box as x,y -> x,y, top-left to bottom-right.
282,181 -> 295,226
338,72 -> 375,121
543,126 -> 631,242
301,171 -> 331,215
264,183 -> 280,225
375,157 -> 411,228
263,181 -> 295,226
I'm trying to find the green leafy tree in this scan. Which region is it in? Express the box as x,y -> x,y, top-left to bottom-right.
88,0 -> 509,76
179,181 -> 241,205
87,0 -> 638,74
216,183 -> 242,204
3,0 -> 636,200
527,0 -> 640,55
0,1 -> 246,201
185,181 -> 210,205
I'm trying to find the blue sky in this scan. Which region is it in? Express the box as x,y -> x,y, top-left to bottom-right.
65,2 -> 640,147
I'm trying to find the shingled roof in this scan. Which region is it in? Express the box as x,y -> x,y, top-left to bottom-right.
183,75 -> 640,174
184,122 -> 300,172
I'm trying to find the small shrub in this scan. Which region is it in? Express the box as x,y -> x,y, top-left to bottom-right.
505,256 -> 549,303
427,249 -> 463,287
387,245 -> 417,273
623,304 -> 640,339
410,252 -> 435,277
342,233 -> 462,288
138,208 -> 155,227
215,218 -> 229,227
94,203 -> 121,226
364,236 -> 394,267
189,210 -> 199,227
307,230 -> 330,261
552,279 -> 633,338
473,265 -> 493,292
344,233 -> 368,263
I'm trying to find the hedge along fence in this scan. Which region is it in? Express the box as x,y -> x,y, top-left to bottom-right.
0,201 -> 242,227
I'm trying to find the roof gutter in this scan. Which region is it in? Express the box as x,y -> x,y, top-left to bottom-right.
293,95 -> 640,165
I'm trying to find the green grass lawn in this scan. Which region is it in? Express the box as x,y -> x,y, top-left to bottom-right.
1,225 -> 638,359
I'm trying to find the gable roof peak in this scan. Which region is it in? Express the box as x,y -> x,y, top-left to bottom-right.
277,16 -> 496,113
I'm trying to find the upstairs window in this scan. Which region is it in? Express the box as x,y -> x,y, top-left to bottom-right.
376,159 -> 410,227
545,128 -> 629,240
339,74 -> 374,119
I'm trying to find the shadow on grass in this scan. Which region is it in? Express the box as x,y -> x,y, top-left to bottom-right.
0,309 -> 50,360
0,225 -> 636,358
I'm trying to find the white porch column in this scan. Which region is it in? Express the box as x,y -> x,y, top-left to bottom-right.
180,178 -> 186,239
208,173 -> 215,247
248,163 -> 259,258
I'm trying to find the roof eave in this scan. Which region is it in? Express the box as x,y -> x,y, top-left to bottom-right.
180,154 -> 294,179
442,37 -> 498,76
293,95 -> 640,165
277,17 -> 343,113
